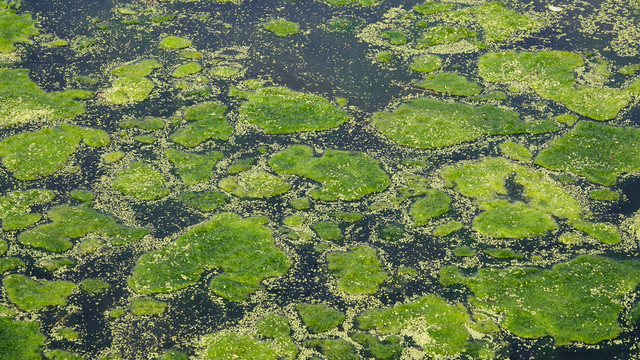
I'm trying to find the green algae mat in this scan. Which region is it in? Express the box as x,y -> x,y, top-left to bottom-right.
2,0 -> 640,359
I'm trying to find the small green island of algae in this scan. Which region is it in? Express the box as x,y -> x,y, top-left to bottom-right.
219,168 -> 291,199
0,189 -> 55,230
165,148 -> 223,185
296,303 -> 345,333
0,317 -> 45,360
103,59 -> 161,105
112,162 -> 170,201
326,245 -> 388,294
170,101 -> 233,147
3,274 -> 76,311
263,19 -> 299,37
0,1 -> 39,53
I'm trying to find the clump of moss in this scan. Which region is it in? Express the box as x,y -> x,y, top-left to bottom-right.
297,303 -> 345,333
38,257 -> 75,272
570,220 -> 620,244
179,190 -> 228,212
453,246 -> 476,257
441,255 -> 640,345
382,31 -> 407,45
263,19 -> 299,37
81,278 -> 110,294
0,317 -> 46,359
0,123 -> 109,180
0,5 -> 39,53
589,189 -> 620,201
415,73 -> 482,96
0,189 -> 55,230
409,189 -> 451,226
484,248 -> 523,259
172,62 -> 202,78
131,297 -> 167,316
478,51 -> 630,120
473,200 -> 558,239
373,97 -> 556,149
351,332 -> 402,360
112,162 -> 169,201
158,36 -> 192,49
227,157 -> 256,174
170,101 -> 233,147
535,121 -> 640,185
303,339 -> 358,360
103,59 -> 161,104
312,221 -> 343,242
4,274 -> 76,311
165,149 -> 223,185
198,330 -> 297,359
499,143 -> 531,163
230,86 -> 349,134
269,145 -> 390,201
417,27 -> 478,47
0,69 -> 92,127
129,213 -> 291,301
19,204 -> 148,252
326,245 -> 387,294
433,221 -> 462,236
378,222 -> 404,242
119,117 -> 165,131
219,169 -> 291,198
409,54 -> 442,73
257,314 -> 291,339
0,257 -> 23,273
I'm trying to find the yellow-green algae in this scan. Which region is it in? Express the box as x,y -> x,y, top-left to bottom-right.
38,257 -> 75,272
326,245 -> 387,294
19,203 -> 148,252
171,62 -> 202,78
534,121 -> 640,186
312,220 -> 343,241
269,145 -> 390,201
198,329 -> 297,360
45,350 -> 85,360
165,148 -> 223,185
129,212 -> 290,301
119,117 -> 165,131
382,31 -> 407,45
499,141 -> 532,162
0,317 -> 45,360
0,2 -> 38,53
351,332 -> 402,360
0,69 -> 92,127
356,295 -> 493,358
484,248 -> 522,259
433,220 -> 462,236
570,220 -> 620,244
230,86 -> 349,134
178,190 -> 228,212
297,303 -> 345,333
52,327 -> 79,341
70,189 -> 94,202
130,296 -> 166,316
378,222 -> 404,242
0,257 -> 23,273
409,188 -> 451,226
3,274 -> 76,311
103,59 -> 161,105
170,101 -> 233,147
372,97 -> 556,149
0,189 -> 54,230
227,157 -> 256,174
158,36 -> 192,50
112,162 -> 170,201
415,72 -> 482,96
417,27 -> 478,47
304,339 -> 359,360
441,255 -> 640,345
453,246 -> 476,257
263,20 -> 299,37
409,54 -> 442,73
589,188 -> 620,201
413,1 -> 456,15
0,124 -> 109,180
219,168 -> 291,198
80,278 -> 110,294
478,51 -> 631,120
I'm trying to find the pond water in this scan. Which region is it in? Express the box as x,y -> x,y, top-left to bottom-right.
2,0 -> 640,359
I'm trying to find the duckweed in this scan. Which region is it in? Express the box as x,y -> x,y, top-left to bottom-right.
461,1 -> 542,43
170,101 -> 233,147
0,317 -> 45,360
129,213 -> 291,301
312,221 -> 343,241
473,200 -> 558,238
417,27 -> 478,47
409,189 -> 451,226
297,303 -> 345,333
373,97 -> 556,148
263,20 -> 299,37
409,54 -> 442,73
415,73 -> 482,96
0,189 -> 55,230
19,204 -> 149,252
227,157 -> 256,174
178,190 -> 228,212
4,274 -> 76,311
328,211 -> 362,223
0,124 -> 109,180
326,245 -> 387,294
165,148 -> 223,185
230,86 -> 349,134
131,296 -> 166,316
219,169 -> 291,198
112,162 -> 169,200
119,117 -> 165,130
103,151 -> 125,164
103,59 -> 161,104
269,145 -> 390,201
158,36 -> 192,50
172,62 -> 202,78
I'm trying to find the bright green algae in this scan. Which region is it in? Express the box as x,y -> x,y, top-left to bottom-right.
589,189 -> 620,201
409,54 -> 442,73
179,190 -> 228,212
0,317 -> 45,360
0,69 -> 92,127
19,204 -> 149,252
112,162 -> 170,200
3,274 -> 76,311
198,329 -> 297,360
372,97 -> 556,149
0,3 -> 38,53
165,148 -> 223,185
296,303 -> 345,333
263,20 -> 299,37
219,169 -> 291,198
268,145 -> 390,201
417,27 -> 478,47
131,296 -> 167,316
304,339 -> 359,360
409,188 -> 451,226
415,73 -> 482,96
80,278 -> 110,294
326,245 -> 387,294
0,124 -> 109,180
441,255 -> 640,345
351,332 -> 402,360
535,121 -> 640,186
45,350 -> 85,360
312,220 -> 343,241
230,86 -> 349,134
500,141 -> 532,162
170,101 -> 233,147
0,189 -> 54,230
158,36 -> 192,50
119,117 -> 165,131
128,212 -> 290,301
478,51 -> 630,120
171,62 -> 202,78
103,59 -> 161,105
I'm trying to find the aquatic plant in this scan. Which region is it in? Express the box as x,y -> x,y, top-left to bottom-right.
131,296 -> 166,316
589,189 -> 620,201
409,54 -> 442,73
382,31 -> 407,45
119,117 -> 165,131
378,222 -> 404,242
0,317 -> 45,360
129,213 -> 291,301
570,220 -> 620,244
4,274 -> 76,311
351,332 -> 402,360
219,169 -> 291,198
19,204 -> 149,252
417,27 -> 477,47
484,248 -> 523,259
112,162 -> 169,200
312,221 -> 343,241
158,36 -> 192,50
81,278 -> 110,294
453,246 -> 476,257
269,145 -> 390,201
227,157 -> 256,174
473,200 -> 558,238
172,62 -> 202,78
70,189 -> 94,202
499,141 -> 532,162
326,245 -> 387,294
209,65 -> 242,78
257,314 -> 291,339
303,339 -> 359,360
230,86 -> 349,134
373,97 -> 556,149
0,257 -> 23,273
165,148 -> 223,185
409,189 -> 451,226
45,350 -> 85,360
103,59 -> 161,104
178,190 -> 228,212
0,189 -> 54,230
198,330 -> 297,359
263,20 -> 299,37
38,257 -> 75,271
433,221 -> 462,236
413,1 -> 456,15
460,1 -> 542,42
296,303 -> 345,333
415,73 -> 482,96
170,101 -> 233,147
0,4 -> 38,53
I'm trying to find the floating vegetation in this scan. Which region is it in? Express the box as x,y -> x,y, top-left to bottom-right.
165,148 -> 223,185
112,162 -> 170,201
296,303 -> 345,333
499,141 -> 532,162
0,317 -> 45,359
219,168 -> 291,198
589,189 -> 620,201
171,62 -> 202,78
326,245 -> 387,294
415,72 -> 482,96
158,36 -> 192,50
197,329 -> 297,359
170,101 -> 233,147
409,188 -> 451,226
263,19 -> 299,37
4,274 -> 76,311
0,189 -> 54,230
312,220 -> 343,242
80,278 -> 110,294
178,190 -> 228,212
103,59 -> 161,105
0,2 -> 38,53
417,27 -> 478,47
409,54 -> 442,73
130,296 -> 167,316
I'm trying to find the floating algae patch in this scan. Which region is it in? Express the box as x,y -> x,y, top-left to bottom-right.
0,124 -> 109,180
165,148 -> 223,185
158,36 -> 192,50
484,248 -> 523,259
0,317 -> 45,359
70,189 -> 94,202
351,332 -> 402,360
230,86 -> 349,134
129,212 -> 290,301
297,303 -> 345,333
119,117 -> 165,131
103,59 -> 161,105
535,121 -> 640,186
499,141 -> 532,162
433,220 -> 462,236
45,350 -> 85,360
478,51 -> 631,120
312,221 -> 343,242
413,1 -> 456,15
372,97 -> 556,149
473,200 -> 558,239
417,27 -> 478,47
0,69 -> 92,127
304,339 -> 359,360
441,255 -> 640,345
219,169 -> 291,199
19,204 -> 149,252
130,296 -> 166,316
197,329 -> 297,360
263,19 -> 299,37
570,220 -> 621,244
227,157 -> 256,174
112,162 -> 170,201
171,62 -> 202,78
170,101 -> 233,147
589,189 -> 620,201
80,278 -> 110,294
356,295 -> 493,358
409,54 -> 442,73
4,274 -> 76,311
0,257 -> 23,273
415,73 -> 482,96
382,31 -> 408,45
269,145 -> 390,201
0,189 -> 54,230
326,245 -> 387,295
0,3 -> 38,53
133,134 -> 155,144
378,222 -> 404,242
409,188 -> 451,226
178,190 -> 227,212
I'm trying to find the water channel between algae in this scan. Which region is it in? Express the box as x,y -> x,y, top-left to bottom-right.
2,0 -> 640,359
